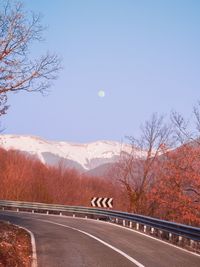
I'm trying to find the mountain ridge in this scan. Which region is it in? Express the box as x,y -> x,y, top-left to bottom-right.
0,134 -> 133,173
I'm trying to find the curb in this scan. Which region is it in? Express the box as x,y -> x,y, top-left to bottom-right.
13,223 -> 38,267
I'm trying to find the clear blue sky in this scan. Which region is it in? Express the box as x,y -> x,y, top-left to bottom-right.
2,0 -> 200,142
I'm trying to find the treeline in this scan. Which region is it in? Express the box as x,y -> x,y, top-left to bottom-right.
0,148 -> 127,210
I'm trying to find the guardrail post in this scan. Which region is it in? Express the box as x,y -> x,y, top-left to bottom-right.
59,212 -> 62,216
190,239 -> 194,248
129,221 -> 132,228
151,227 -> 154,234
115,218 -> 118,224
178,236 -> 182,244
32,210 -> 34,213
73,214 -> 75,218
144,225 -> 147,233
17,208 -> 19,212
159,230 -> 163,237
169,233 -> 172,241
46,211 -> 49,215
136,223 -> 139,230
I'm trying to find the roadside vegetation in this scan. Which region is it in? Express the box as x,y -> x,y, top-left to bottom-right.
0,221 -> 32,267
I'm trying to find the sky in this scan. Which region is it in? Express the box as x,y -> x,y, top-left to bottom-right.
2,0 -> 200,143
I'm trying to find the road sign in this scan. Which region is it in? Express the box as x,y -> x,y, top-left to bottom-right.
91,197 -> 113,208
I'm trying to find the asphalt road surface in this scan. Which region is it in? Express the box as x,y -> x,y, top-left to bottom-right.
0,211 -> 199,267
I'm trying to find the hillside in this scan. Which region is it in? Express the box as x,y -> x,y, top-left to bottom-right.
0,135 -> 134,174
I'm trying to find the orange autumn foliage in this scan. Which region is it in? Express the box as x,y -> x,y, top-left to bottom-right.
149,144 -> 200,226
0,148 -> 127,210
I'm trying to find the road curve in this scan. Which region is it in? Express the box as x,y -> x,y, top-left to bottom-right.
0,211 -> 199,267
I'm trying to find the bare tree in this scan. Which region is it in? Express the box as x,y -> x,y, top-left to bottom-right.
171,103 -> 200,206
171,101 -> 200,145
114,113 -> 173,214
0,1 -> 61,115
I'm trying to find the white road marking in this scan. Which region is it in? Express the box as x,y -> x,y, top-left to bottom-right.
36,218 -> 145,267
1,210 -> 200,258
107,220 -> 200,258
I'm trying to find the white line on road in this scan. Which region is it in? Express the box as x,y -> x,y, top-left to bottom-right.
1,210 -> 199,258
36,218 -> 145,267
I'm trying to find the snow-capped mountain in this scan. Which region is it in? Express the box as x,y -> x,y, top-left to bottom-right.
0,135 -> 133,172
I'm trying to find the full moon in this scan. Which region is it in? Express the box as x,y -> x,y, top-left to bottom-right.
98,90 -> 105,98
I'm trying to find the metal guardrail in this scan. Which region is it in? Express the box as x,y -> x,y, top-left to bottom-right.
0,199 -> 200,242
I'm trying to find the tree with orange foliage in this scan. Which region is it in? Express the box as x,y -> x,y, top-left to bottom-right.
149,144 -> 200,226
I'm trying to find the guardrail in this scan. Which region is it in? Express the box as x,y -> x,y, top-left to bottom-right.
0,199 -> 199,252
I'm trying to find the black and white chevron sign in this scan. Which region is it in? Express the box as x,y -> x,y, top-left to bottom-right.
91,197 -> 113,208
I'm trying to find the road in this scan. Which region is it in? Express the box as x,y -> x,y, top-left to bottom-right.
0,211 -> 199,267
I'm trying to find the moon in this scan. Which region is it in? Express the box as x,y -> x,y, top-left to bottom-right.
98,90 -> 105,98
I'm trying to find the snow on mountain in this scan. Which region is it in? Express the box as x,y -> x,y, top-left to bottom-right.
0,135 -> 133,171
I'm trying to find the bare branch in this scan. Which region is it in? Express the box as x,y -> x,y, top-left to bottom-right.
115,113 -> 173,213
0,0 -> 61,116
171,105 -> 200,146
